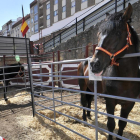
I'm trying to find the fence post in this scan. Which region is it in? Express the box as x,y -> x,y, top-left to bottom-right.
51,63 -> 56,121
94,80 -> 98,140
59,33 -> 61,43
76,17 -> 77,35
3,55 -> 5,66
27,41 -> 35,117
57,51 -> 60,87
39,59 -> 43,95
83,18 -> 85,32
28,56 -> 36,117
53,33 -> 55,48
123,0 -> 126,9
85,45 -> 88,58
115,0 -> 117,13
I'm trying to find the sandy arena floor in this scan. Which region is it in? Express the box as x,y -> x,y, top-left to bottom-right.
0,89 -> 140,140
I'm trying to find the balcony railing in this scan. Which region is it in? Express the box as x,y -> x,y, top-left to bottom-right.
39,22 -> 44,28
39,11 -> 43,18
39,0 -> 47,8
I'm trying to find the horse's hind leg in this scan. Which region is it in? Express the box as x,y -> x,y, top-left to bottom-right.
117,102 -> 135,140
106,98 -> 116,140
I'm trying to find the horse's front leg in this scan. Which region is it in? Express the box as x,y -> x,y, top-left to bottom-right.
81,93 -> 88,121
106,98 -> 116,140
116,102 -> 135,140
86,88 -> 93,120
3,80 -> 9,101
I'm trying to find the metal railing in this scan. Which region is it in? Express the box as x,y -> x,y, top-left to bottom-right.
44,0 -> 138,52
30,52 -> 140,140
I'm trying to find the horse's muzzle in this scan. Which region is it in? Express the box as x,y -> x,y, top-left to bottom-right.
90,60 -> 101,73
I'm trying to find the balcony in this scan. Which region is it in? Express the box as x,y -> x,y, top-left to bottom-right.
39,11 -> 43,18
39,22 -> 44,28
39,3 -> 43,9
39,0 -> 47,9
7,31 -> 10,37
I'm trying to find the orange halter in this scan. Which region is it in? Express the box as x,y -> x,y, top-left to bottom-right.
96,23 -> 132,66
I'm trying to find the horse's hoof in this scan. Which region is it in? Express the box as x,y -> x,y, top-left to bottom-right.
107,135 -> 113,140
6,100 -> 11,104
87,116 -> 92,120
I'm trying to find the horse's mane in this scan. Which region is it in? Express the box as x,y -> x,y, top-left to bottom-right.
99,12 -> 139,53
128,24 -> 139,53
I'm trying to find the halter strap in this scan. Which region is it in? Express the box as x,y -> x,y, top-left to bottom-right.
96,23 -> 132,66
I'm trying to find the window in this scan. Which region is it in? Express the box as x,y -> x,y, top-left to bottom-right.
81,0 -> 87,3
54,10 -> 58,16
32,27 -> 34,32
34,5 -> 38,14
34,15 -> 38,23
54,0 -> 58,5
47,14 -> 50,20
28,20 -> 30,25
47,3 -> 50,9
62,6 -> 66,12
31,18 -> 34,23
34,24 -> 38,33
71,1 -> 75,8
30,8 -> 33,14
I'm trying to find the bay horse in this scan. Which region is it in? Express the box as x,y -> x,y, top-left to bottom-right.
78,4 -> 140,140
0,62 -> 24,101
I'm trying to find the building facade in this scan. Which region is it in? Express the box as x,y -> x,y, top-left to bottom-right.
11,15 -> 31,38
1,0 -> 101,55
2,20 -> 15,37
37,0 -> 95,31
1,0 -> 99,38
30,0 -> 38,35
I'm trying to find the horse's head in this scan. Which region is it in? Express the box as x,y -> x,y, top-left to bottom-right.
90,3 -> 133,75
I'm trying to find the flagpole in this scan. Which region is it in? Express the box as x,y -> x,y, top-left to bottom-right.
22,5 -> 35,117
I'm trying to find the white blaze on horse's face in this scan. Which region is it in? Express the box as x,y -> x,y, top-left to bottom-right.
98,33 -> 107,48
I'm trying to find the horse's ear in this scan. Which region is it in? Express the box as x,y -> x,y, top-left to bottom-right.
122,3 -> 133,22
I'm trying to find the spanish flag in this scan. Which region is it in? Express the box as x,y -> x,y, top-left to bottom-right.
21,6 -> 29,37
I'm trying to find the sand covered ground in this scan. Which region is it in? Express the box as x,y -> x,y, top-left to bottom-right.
0,90 -> 140,140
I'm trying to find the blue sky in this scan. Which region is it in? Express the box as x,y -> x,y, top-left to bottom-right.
0,0 -> 33,30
